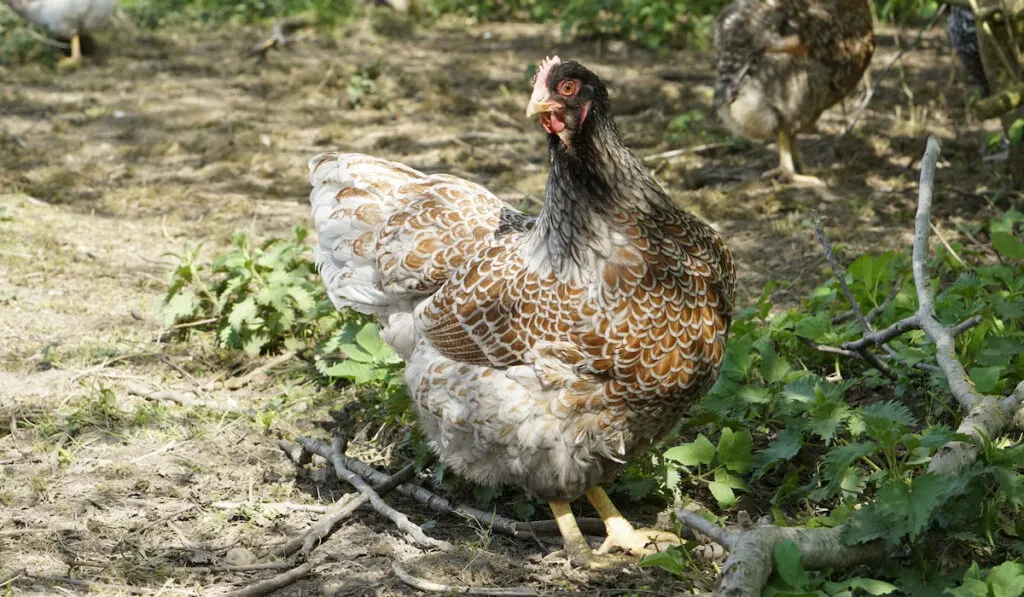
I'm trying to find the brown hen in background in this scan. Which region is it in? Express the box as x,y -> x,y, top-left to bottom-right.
713,0 -> 875,186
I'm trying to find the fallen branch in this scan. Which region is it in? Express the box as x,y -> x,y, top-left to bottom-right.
225,350 -> 295,390
643,143 -> 730,163
22,574 -> 195,596
212,501 -> 329,514
392,561 -> 539,597
223,562 -> 313,597
124,382 -> 240,412
280,439 -> 609,539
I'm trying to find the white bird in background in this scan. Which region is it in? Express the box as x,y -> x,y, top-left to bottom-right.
1,0 -> 118,68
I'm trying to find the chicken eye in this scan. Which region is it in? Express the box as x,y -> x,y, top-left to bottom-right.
558,80 -> 577,97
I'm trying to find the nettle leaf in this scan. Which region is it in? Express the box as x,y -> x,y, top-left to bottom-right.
664,434 -> 716,467
163,291 -> 198,326
718,428 -> 753,474
338,343 -> 374,363
986,561 -> 1024,597
639,547 -> 686,577
824,578 -> 898,595
355,323 -> 388,358
707,480 -> 736,508
992,231 -> 1024,261
782,378 -> 816,404
227,296 -> 259,331
858,401 -> 915,444
794,314 -> 830,341
243,334 -> 269,357
818,442 -> 876,500
946,563 -> 989,597
773,540 -> 809,590
319,360 -> 374,384
287,286 -> 315,311
754,427 -> 803,478
969,365 -> 1004,394
756,338 -> 792,383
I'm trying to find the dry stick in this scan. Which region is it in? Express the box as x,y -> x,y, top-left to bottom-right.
23,574 -> 195,596
263,493 -> 367,560
674,510 -> 736,549
223,562 -> 313,597
908,137 -> 1024,474
810,210 -> 896,378
288,438 -> 520,537
392,561 -> 539,597
303,437 -> 452,551
212,501 -> 329,514
281,439 -> 606,539
643,143 -> 730,163
226,350 -> 295,390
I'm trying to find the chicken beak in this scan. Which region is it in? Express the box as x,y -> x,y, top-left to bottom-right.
526,90 -> 560,118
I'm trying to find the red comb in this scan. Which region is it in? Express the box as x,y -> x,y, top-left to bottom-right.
534,55 -> 561,86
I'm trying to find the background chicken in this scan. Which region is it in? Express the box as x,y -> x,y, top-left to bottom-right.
1,0 -> 118,68
310,57 -> 736,567
713,0 -> 875,185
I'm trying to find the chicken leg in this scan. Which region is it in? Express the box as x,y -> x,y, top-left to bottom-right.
764,129 -> 825,187
584,487 -> 681,555
58,33 -> 82,71
549,500 -> 631,569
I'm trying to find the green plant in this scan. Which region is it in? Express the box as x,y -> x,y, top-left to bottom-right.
162,227 -> 342,356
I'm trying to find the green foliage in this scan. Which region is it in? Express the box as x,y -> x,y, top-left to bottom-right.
651,213 -> 1024,587
0,6 -> 61,66
121,0 -> 355,28
947,562 -> 1024,597
162,227 -> 341,357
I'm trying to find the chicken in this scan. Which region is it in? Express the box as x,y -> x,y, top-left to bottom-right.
713,0 -> 875,186
1,0 -> 117,69
309,57 -> 736,567
947,6 -> 989,97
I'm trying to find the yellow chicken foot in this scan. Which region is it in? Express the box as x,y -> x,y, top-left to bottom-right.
58,33 -> 82,71
764,129 -> 825,187
584,487 -> 681,556
549,500 -> 631,568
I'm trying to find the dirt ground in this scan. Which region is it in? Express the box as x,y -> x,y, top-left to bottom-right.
0,10 -> 1017,596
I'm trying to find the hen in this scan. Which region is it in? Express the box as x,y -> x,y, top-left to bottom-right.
1,0 -> 117,68
309,57 -> 736,567
713,0 -> 875,185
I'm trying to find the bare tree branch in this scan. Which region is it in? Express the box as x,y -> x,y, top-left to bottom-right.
298,437 -> 453,552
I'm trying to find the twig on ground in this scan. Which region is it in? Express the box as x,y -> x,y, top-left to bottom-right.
312,437 -> 452,551
225,350 -> 295,390
643,143 -> 729,163
283,439 -> 523,537
372,462 -> 418,495
267,439 -> 444,560
124,382 -> 240,412
810,210 -> 897,378
223,562 -> 313,597
179,562 -> 297,573
414,132 -> 533,149
674,509 -> 736,549
392,561 -> 539,596
22,574 -> 195,596
212,501 -> 329,514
